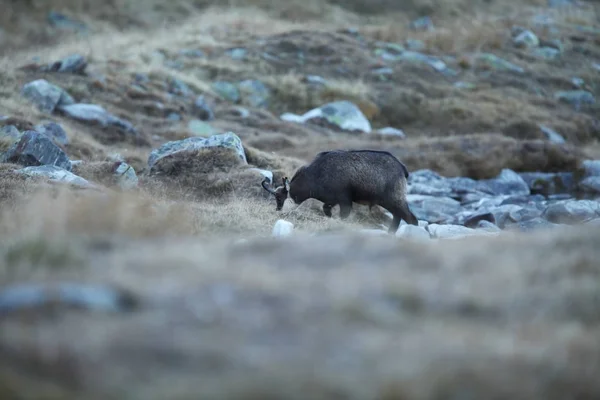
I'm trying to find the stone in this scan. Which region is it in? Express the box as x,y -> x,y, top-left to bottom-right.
45,54 -> 87,74
513,30 -> 539,48
192,95 -> 214,121
377,127 -> 406,138
542,200 -> 600,224
272,220 -> 294,238
2,130 -> 71,170
463,212 -> 496,228
579,177 -> 600,194
516,217 -> 561,232
225,48 -> 247,60
47,12 -> 88,33
554,90 -> 595,107
483,169 -> 530,196
532,47 -> 561,60
248,168 -> 273,184
281,101 -> 371,133
21,79 -> 75,114
476,220 -> 502,232
408,195 -> 463,223
34,122 -> 69,145
519,172 -> 575,195
147,131 -> 247,169
17,165 -> 94,188
539,125 -> 565,143
411,16 -> 434,31
188,119 -> 215,136
396,225 -> 431,240
114,162 -> 139,190
0,125 -> 22,142
473,53 -> 525,73
167,77 -> 192,97
581,160 -> 600,178
0,283 -> 136,315
396,51 -> 447,72
427,224 -> 495,239
59,104 -> 136,133
405,39 -> 426,51
212,81 -> 240,103
238,79 -> 270,108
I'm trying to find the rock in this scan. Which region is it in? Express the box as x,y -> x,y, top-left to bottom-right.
2,130 -> 72,170
483,169 -> 530,196
34,122 -> 69,145
44,54 -> 87,74
147,131 -> 247,169
463,212 -> 496,228
225,48 -> 247,60
516,217 -> 561,232
407,183 -> 452,197
554,90 -> 595,107
238,79 -> 270,108
21,79 -> 75,114
212,81 -> 240,103
192,95 -> 214,121
359,229 -> 388,236
519,172 -> 575,195
581,160 -> 600,178
167,113 -> 181,122
396,51 -> 447,72
47,11 -> 88,33
532,47 -> 561,60
17,165 -> 94,188
427,224 -> 494,239
396,225 -> 431,240
376,127 -> 406,137
167,77 -> 193,97
272,219 -> 294,238
114,162 -> 139,190
248,168 -> 273,183
59,104 -> 136,133
408,195 -> 463,223
0,125 -> 22,142
579,177 -> 600,194
542,200 -> 600,224
539,125 -> 565,143
513,30 -> 539,48
507,206 -> 543,224
281,101 -> 371,133
0,283 -> 137,315
476,220 -> 502,232
188,119 -> 216,136
473,53 -> 525,73
411,16 -> 434,31
405,39 -> 426,51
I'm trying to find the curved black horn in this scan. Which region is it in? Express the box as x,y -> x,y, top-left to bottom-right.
261,177 -> 276,195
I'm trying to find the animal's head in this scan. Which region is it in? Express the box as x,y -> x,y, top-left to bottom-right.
261,176 -> 290,211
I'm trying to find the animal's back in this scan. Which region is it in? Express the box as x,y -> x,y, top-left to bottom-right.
308,149 -> 408,179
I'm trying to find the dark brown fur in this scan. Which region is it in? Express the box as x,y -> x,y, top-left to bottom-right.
262,149 -> 418,233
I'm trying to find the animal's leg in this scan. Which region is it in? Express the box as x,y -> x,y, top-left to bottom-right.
388,214 -> 402,234
339,201 -> 353,220
323,204 -> 333,218
383,200 -> 418,234
398,200 -> 419,226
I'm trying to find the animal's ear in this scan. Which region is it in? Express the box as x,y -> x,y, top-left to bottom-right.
284,177 -> 290,192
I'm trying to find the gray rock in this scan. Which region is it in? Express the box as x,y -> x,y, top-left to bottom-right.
539,125 -> 565,143
500,194 -> 546,206
483,204 -> 525,229
463,212 -> 496,228
519,172 -> 575,195
272,220 -> 294,238
554,90 -> 595,107
187,119 -> 215,137
396,224 -> 431,240
248,168 -> 273,184
427,224 -> 496,239
407,182 -> 452,197
34,122 -> 69,145
405,39 -> 426,51
532,47 -> 561,60
281,101 -> 371,133
0,125 -> 22,142
542,200 -> 600,224
2,130 -> 71,170
407,195 -> 463,223
114,162 -> 139,190
17,165 -> 93,188
377,127 -> 406,138
483,169 -> 530,196
21,79 -> 75,114
192,95 -> 214,121
167,113 -> 181,122
147,131 -> 247,169
304,75 -> 327,86
0,283 -> 136,315
474,53 -> 525,73
238,79 -> 270,108
581,160 -> 600,178
212,81 -> 240,103
59,104 -> 135,132
476,220 -> 502,232
579,177 -> 600,194
516,217 -> 561,232
45,54 -> 87,74
396,51 -> 447,72
411,16 -> 434,31
225,48 -> 247,60
513,30 -> 539,48
508,206 -> 543,223
168,77 -> 192,97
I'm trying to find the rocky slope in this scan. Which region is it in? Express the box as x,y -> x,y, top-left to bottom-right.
0,0 -> 600,398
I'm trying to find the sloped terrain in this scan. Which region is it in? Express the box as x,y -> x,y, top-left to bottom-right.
1,0 -> 600,398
